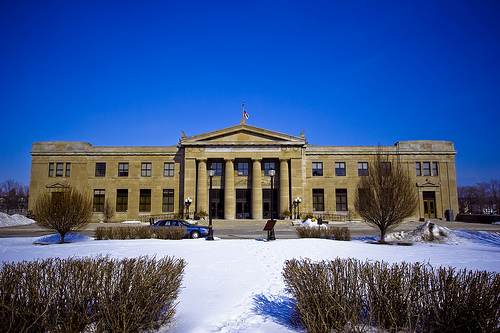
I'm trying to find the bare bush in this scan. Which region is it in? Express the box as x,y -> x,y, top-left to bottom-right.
33,189 -> 93,243
354,150 -> 418,243
153,226 -> 186,240
102,198 -> 115,223
283,258 -> 500,332
296,226 -> 350,241
95,226 -> 184,240
0,256 -> 185,332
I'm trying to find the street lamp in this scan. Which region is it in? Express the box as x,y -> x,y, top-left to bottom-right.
207,167 -> 215,240
293,197 -> 302,220
268,167 -> 276,241
185,197 -> 192,220
19,197 -> 26,213
0,198 -> 4,212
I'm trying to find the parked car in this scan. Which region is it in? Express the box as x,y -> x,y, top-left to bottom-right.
153,219 -> 209,239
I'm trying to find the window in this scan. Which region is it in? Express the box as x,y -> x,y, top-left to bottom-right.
416,162 -> 421,176
432,162 -> 439,176
164,162 -> 175,177
336,189 -> 348,211
139,189 -> 151,212
116,189 -> 128,212
237,162 -> 249,176
264,162 -> 275,176
313,189 -> 324,211
95,163 -> 106,177
65,163 -> 71,177
48,163 -> 54,177
423,162 -> 431,176
358,162 -> 369,176
312,162 -> 323,176
210,162 -> 223,176
56,163 -> 64,177
381,162 -> 391,175
93,189 -> 105,212
162,189 -> 174,212
118,163 -> 129,177
335,162 -> 346,176
141,162 -> 152,177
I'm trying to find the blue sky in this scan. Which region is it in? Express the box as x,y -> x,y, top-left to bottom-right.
1,0 -> 499,187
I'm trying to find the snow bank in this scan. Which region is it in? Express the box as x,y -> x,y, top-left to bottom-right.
0,212 -> 36,228
300,218 -> 327,228
386,222 -> 463,244
34,233 -> 92,244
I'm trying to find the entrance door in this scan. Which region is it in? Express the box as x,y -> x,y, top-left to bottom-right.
236,189 -> 251,219
423,191 -> 436,218
210,189 -> 224,219
262,189 -> 278,219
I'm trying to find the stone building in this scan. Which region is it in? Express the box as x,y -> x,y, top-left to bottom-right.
28,118 -> 458,222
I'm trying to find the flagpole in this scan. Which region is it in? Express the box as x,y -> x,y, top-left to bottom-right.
242,100 -> 244,119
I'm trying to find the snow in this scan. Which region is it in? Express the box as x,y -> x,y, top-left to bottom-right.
1,221 -> 500,332
0,212 -> 36,227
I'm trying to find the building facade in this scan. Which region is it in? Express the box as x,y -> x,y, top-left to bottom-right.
29,119 -> 458,222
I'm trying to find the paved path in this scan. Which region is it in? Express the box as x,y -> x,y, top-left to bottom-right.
1,219 -> 499,240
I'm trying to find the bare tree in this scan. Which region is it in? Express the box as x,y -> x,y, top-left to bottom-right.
354,150 -> 419,243
33,188 -> 93,243
1,179 -> 28,213
102,198 -> 115,223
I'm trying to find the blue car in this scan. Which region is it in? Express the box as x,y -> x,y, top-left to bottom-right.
153,219 -> 210,239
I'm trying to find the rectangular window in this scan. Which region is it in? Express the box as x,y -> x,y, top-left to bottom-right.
55,163 -> 64,177
432,162 -> 438,176
118,163 -> 129,177
312,162 -> 323,176
141,162 -> 152,177
139,189 -> 151,212
93,189 -> 105,212
162,189 -> 175,212
237,162 -> 249,176
264,162 -> 275,176
210,162 -> 223,176
335,162 -> 346,176
423,162 -> 431,176
164,162 -> 175,177
336,189 -> 348,211
48,163 -> 54,177
416,162 -> 422,176
95,163 -> 106,177
65,163 -> 71,177
358,162 -> 369,176
381,162 -> 391,175
313,189 -> 324,211
116,189 -> 128,212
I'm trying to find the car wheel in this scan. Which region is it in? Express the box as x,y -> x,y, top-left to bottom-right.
190,231 -> 201,239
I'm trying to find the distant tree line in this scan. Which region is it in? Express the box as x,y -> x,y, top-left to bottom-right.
458,179 -> 499,214
0,179 -> 29,213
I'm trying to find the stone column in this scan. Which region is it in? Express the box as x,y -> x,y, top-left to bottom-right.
197,159 -> 207,213
252,159 -> 262,219
280,159 -> 290,216
224,159 -> 235,219
185,158 -> 197,213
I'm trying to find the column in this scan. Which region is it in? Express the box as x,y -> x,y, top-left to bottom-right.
197,159 -> 207,213
280,159 -> 290,216
252,159 -> 262,219
224,159 -> 235,219
185,158 -> 197,213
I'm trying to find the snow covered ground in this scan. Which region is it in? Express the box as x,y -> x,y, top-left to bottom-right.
0,212 -> 36,227
1,220 -> 500,332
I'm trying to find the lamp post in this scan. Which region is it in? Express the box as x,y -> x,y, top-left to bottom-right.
0,198 -> 4,213
268,167 -> 276,241
293,197 -> 302,220
19,197 -> 26,213
207,167 -> 215,240
185,197 -> 192,220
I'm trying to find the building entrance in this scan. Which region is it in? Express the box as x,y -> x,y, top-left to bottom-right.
423,191 -> 436,218
210,189 -> 224,219
262,189 -> 278,219
236,189 -> 251,219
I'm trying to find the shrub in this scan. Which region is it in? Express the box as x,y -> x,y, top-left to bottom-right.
153,226 -> 186,240
95,226 -> 153,240
296,226 -> 351,241
283,258 -> 500,332
0,256 -> 185,333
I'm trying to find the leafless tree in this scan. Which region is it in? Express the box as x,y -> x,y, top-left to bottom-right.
0,179 -> 28,213
33,188 -> 93,243
354,150 -> 419,243
102,198 -> 115,223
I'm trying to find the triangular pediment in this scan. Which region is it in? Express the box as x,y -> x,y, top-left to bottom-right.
416,179 -> 440,187
179,123 -> 306,147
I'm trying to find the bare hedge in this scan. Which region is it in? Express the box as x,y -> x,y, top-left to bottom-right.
296,226 -> 351,241
0,256 -> 186,333
283,258 -> 500,332
94,226 -> 186,240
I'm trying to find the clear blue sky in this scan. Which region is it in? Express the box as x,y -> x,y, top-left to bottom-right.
1,0 -> 499,187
